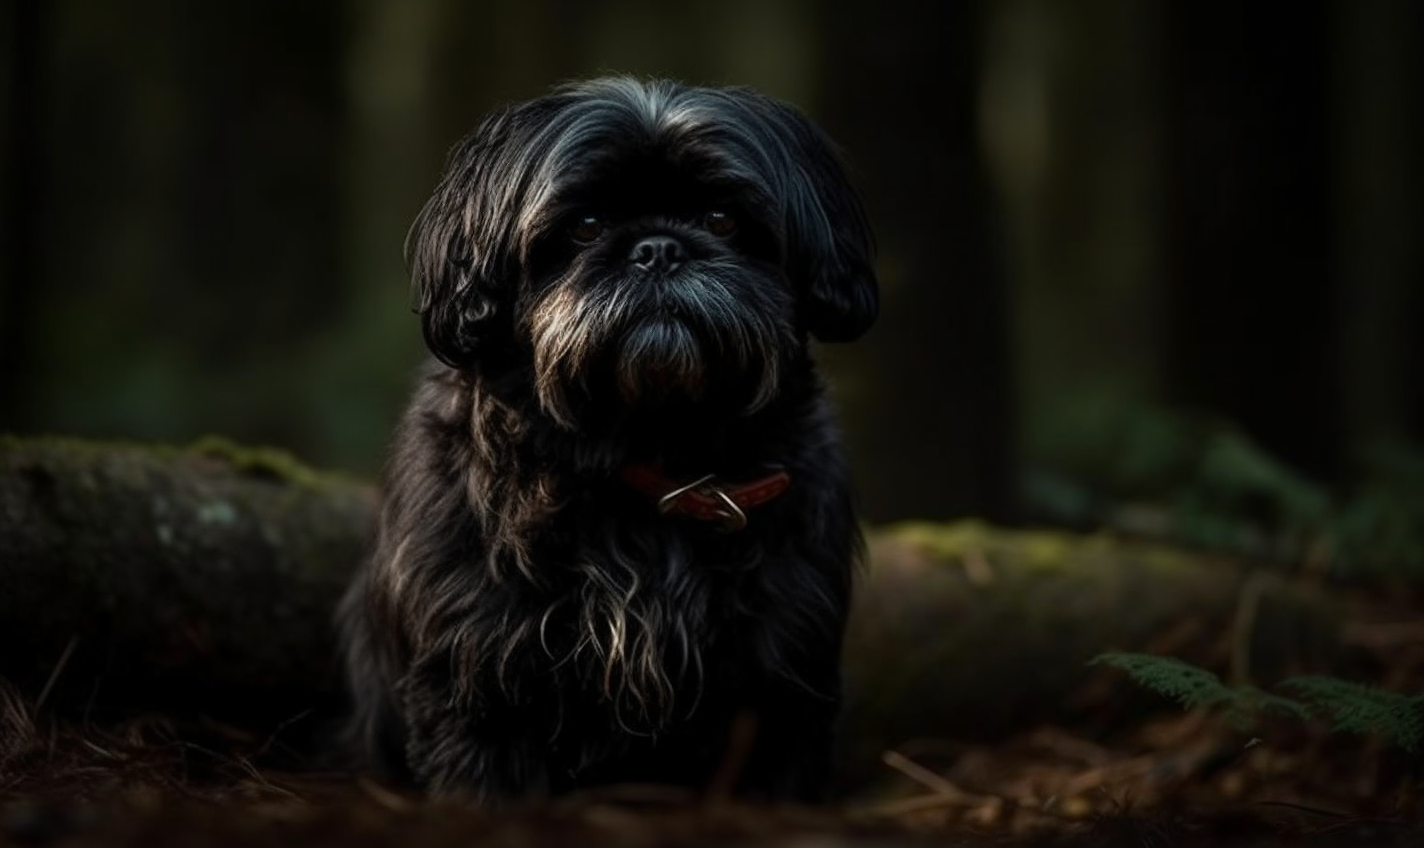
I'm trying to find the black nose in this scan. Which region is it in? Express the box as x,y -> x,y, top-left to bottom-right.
628,236 -> 687,272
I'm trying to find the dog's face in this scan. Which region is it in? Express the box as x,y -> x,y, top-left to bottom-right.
408,78 -> 877,427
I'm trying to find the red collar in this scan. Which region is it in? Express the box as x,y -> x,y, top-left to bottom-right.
620,463 -> 792,531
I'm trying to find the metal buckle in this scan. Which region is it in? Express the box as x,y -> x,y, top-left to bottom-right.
656,473 -> 717,515
655,473 -> 749,532
707,486 -> 748,532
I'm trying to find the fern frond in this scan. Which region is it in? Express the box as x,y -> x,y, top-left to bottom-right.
1220,686 -> 1310,730
1241,688 -> 1311,720
1280,676 -> 1424,753
1090,652 -> 1237,711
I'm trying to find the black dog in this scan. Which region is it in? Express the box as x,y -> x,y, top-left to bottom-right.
337,77 -> 877,803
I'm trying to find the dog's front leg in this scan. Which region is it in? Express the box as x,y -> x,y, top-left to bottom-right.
737,693 -> 839,802
398,660 -> 550,802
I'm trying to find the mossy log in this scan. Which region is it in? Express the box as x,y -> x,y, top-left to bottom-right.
840,522 -> 1341,778
0,437 -> 1342,757
0,436 -> 374,724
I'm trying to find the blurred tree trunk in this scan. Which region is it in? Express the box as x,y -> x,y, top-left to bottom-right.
1160,2 -> 1343,481
171,0 -> 347,397
816,0 -> 1016,523
428,0 -> 593,141
15,2 -> 352,458
980,0 -> 1167,477
1334,2 -> 1424,446
0,0 -> 46,431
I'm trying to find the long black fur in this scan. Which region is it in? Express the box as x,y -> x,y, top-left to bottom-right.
337,77 -> 877,802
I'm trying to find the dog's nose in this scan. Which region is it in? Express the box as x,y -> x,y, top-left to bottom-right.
628,236 -> 687,272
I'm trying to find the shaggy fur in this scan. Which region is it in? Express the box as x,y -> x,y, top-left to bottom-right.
337,77 -> 877,802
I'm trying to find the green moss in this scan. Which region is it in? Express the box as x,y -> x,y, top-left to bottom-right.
883,518 -> 1204,576
887,518 -> 995,559
3,432 -> 367,493
1,432 -> 176,460
886,519 -> 1088,571
186,434 -> 349,488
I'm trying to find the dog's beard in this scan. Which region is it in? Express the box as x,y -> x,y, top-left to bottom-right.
528,260 -> 796,428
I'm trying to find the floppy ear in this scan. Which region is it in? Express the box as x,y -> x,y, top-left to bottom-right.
405,110 -> 522,369
766,102 -> 879,343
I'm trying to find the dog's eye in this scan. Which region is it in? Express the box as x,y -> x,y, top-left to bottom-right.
703,210 -> 737,237
570,215 -> 606,244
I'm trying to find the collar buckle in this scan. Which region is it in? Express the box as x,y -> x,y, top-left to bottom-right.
655,473 -> 749,532
626,464 -> 789,532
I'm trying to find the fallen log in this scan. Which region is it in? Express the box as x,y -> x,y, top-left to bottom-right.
0,437 -> 1342,766
839,523 -> 1340,779
0,435 -> 373,724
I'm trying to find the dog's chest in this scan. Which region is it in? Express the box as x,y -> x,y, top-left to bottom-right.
534,520 -> 771,681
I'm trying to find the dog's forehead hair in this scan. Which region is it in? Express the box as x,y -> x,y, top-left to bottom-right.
542,155 -> 758,225
513,80 -> 789,236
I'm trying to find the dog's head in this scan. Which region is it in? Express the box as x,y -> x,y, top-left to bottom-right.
408,77 -> 876,426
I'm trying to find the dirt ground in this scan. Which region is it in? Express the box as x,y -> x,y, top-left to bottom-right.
3,629 -> 1420,848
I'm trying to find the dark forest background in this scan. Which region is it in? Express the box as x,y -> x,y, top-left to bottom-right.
3,0 -> 1421,527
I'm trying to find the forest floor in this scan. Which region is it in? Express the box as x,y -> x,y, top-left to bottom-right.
4,593 -> 1421,848
2,520 -> 1422,847
1,701 -> 1421,847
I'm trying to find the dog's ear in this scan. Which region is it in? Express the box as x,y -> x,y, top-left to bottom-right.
762,101 -> 879,343
405,109 -> 525,369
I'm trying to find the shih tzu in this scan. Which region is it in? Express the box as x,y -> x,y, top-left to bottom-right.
337,76 -> 877,803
